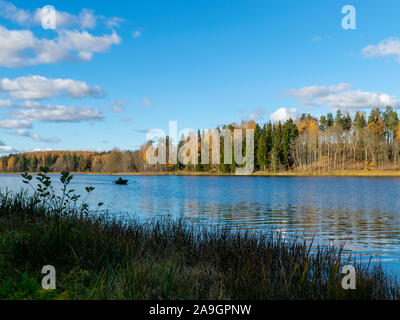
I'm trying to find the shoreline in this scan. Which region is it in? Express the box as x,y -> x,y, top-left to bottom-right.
2,170 -> 400,177
2,188 -> 399,299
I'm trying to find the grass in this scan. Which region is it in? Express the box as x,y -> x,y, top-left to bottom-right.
1,191 -> 400,300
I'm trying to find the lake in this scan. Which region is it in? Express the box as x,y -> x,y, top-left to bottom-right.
2,173 -> 400,276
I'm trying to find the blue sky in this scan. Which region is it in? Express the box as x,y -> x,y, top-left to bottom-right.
1,0 -> 400,153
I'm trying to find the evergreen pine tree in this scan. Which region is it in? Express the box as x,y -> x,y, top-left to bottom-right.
319,115 -> 328,132
256,124 -> 267,171
354,111 -> 366,129
326,113 -> 334,127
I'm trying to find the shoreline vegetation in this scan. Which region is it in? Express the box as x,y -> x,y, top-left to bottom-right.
3,108 -> 400,176
1,170 -> 400,299
3,170 -> 400,177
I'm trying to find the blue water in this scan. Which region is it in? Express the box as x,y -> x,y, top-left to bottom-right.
2,174 -> 400,276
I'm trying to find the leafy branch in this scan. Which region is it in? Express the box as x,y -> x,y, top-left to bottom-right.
21,167 -> 102,215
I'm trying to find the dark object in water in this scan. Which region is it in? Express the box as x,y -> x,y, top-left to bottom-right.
114,177 -> 128,185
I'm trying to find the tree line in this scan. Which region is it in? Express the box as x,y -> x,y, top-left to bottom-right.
2,106 -> 400,173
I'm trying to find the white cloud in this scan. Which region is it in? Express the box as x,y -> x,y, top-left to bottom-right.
0,0 -> 30,25
11,104 -> 104,122
33,133 -> 59,143
312,36 -> 323,42
0,145 -> 20,154
0,2 -> 122,67
106,17 -> 124,29
33,7 -> 96,29
120,117 -> 132,122
111,106 -> 125,113
0,119 -> 32,128
284,83 -> 398,110
0,99 -> 11,107
0,75 -> 104,100
33,148 -> 54,152
56,30 -> 121,62
132,30 -> 141,38
315,91 -> 397,110
362,38 -> 400,63
76,9 -> 97,29
0,25 -> 121,67
6,129 -> 60,143
284,83 -> 352,105
270,108 -> 297,122
241,108 -> 265,121
142,97 -> 153,107
5,129 -> 29,136
0,1 -> 98,29
0,26 -> 36,67
110,100 -> 128,113
16,100 -> 41,108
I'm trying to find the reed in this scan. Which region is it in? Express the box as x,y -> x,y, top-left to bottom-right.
1,189 -> 399,300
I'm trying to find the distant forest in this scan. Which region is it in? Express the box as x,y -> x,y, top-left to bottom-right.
2,107 -> 400,173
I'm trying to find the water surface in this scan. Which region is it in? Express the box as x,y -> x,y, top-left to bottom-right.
2,174 -> 400,275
